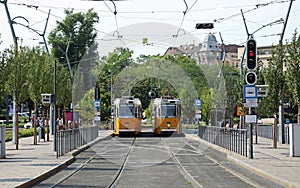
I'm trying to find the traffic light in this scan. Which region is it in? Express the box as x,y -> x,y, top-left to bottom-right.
246,39 -> 257,70
245,72 -> 257,85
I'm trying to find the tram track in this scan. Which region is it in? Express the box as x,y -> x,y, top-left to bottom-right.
44,136 -> 137,188
160,136 -> 269,188
34,133 -> 283,188
160,137 -> 203,188
108,137 -> 136,188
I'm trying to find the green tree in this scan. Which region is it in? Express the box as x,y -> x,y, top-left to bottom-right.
5,46 -> 30,149
222,64 -> 240,127
95,48 -> 134,121
48,9 -> 99,123
286,30 -> 300,123
56,65 -> 72,127
27,47 -> 53,144
264,45 -> 285,148
48,8 -> 99,75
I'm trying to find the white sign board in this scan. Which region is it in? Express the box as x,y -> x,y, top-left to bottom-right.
245,115 -> 257,123
244,98 -> 258,107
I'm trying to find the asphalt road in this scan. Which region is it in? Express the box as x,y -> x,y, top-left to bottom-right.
33,132 -> 283,188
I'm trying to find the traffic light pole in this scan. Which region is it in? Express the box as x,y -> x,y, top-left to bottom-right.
248,107 -> 254,159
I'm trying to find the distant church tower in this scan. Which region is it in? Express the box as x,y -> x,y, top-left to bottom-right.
199,33 -> 221,66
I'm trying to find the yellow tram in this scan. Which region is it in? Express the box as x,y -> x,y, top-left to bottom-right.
113,96 -> 143,135
152,97 -> 182,134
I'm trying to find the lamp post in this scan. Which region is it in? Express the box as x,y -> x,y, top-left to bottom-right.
109,70 -> 114,129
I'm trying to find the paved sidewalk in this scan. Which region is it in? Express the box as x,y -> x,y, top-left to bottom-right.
0,130 -> 112,188
228,137 -> 300,188
188,134 -> 300,188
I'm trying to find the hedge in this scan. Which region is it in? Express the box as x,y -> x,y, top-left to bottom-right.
5,128 -> 34,142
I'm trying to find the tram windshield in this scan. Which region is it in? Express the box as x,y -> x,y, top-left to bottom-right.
119,105 -> 134,117
161,105 -> 176,117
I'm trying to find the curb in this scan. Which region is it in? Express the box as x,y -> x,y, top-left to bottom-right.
15,133 -> 113,188
227,155 -> 298,188
15,157 -> 74,188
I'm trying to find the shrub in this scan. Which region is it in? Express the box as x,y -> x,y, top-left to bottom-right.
5,128 -> 34,142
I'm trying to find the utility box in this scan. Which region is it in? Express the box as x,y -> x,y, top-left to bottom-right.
0,126 -> 6,158
289,124 -> 300,157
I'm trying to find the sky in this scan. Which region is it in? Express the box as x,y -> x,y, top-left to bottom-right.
0,0 -> 299,57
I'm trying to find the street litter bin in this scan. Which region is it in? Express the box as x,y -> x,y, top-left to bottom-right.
38,126 -> 45,142
0,126 -> 6,158
289,124 -> 300,157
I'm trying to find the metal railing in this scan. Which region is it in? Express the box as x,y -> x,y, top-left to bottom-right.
198,126 -> 248,157
56,126 -> 99,157
253,125 -> 289,144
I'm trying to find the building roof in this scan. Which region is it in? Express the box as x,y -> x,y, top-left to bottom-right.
200,33 -> 221,52
220,44 -> 243,53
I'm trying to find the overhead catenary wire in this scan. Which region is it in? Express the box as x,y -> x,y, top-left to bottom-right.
4,0 -> 294,52
172,0 -> 199,47
103,0 -> 126,47
214,0 -> 290,23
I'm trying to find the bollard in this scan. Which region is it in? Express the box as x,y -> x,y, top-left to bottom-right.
0,126 -> 6,158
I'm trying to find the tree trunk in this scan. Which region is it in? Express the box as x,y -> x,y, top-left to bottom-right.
58,106 -> 61,119
33,104 -> 37,145
64,105 -> 68,129
15,103 -> 19,150
298,103 -> 300,124
273,112 -> 278,148
230,114 -> 234,128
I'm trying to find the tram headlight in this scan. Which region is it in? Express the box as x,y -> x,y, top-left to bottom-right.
167,122 -> 171,128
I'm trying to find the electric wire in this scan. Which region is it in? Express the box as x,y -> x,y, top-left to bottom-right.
214,0 -> 290,23
103,0 -> 126,48
5,0 -> 294,51
172,0 -> 188,47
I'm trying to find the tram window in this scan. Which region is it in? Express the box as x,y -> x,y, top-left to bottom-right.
161,105 -> 176,117
119,105 -> 134,117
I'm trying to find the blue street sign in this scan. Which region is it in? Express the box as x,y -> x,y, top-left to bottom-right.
94,100 -> 101,108
194,99 -> 203,106
243,85 -> 258,99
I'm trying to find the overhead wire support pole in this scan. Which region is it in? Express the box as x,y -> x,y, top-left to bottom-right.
11,9 -> 52,55
241,9 -> 250,37
218,32 -> 226,78
2,0 -> 17,44
278,0 -> 293,144
1,0 -> 19,148
65,33 -> 74,81
42,9 -> 51,54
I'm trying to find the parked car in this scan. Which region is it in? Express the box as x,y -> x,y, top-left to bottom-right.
24,122 -> 32,129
